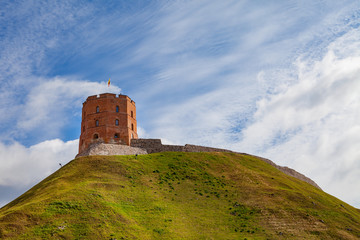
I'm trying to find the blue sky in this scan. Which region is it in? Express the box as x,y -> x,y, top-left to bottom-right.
1,0 -> 360,208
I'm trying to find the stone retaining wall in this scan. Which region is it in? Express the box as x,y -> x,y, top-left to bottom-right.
76,142 -> 147,158
130,139 -> 234,154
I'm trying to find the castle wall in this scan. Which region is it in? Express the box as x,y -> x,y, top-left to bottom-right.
130,139 -> 234,154
78,139 -> 233,157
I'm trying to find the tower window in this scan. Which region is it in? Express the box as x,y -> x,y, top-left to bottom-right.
131,111 -> 134,118
96,106 -> 99,113
114,133 -> 119,138
96,120 -> 99,127
82,125 -> 85,132
131,123 -> 134,130
115,119 -> 119,126
116,106 -> 119,113
93,134 -> 99,139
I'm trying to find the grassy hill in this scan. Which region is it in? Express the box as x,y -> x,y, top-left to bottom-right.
0,152 -> 359,239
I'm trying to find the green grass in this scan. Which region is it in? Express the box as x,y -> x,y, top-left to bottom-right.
0,152 -> 360,239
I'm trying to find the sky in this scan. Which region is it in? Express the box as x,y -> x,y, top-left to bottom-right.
0,0 -> 360,208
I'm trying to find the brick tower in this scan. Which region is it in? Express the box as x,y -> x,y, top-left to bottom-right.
78,93 -> 138,154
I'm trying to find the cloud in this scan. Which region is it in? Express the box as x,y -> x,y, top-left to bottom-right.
0,139 -> 78,186
237,28 -> 360,207
133,0 -> 360,142
0,1 -> 93,80
0,1 -> 101,142
0,138 -> 78,207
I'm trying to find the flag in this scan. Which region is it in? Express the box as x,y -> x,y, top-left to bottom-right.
107,78 -> 110,87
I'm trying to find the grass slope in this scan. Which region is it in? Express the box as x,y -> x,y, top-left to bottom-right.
0,152 -> 359,239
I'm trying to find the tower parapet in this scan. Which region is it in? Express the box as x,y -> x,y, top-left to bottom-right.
78,93 -> 138,154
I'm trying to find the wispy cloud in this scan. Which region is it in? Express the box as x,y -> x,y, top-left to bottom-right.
134,0 -> 359,145
0,1 -> 99,142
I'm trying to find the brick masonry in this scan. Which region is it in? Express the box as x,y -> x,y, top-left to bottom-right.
78,93 -> 138,154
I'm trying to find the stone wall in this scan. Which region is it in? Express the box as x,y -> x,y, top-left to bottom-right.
76,142 -> 147,158
130,139 -> 234,154
183,144 -> 234,153
129,139 -> 163,153
78,139 -> 235,156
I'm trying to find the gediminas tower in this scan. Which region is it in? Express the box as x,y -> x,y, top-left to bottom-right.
78,93 -> 138,154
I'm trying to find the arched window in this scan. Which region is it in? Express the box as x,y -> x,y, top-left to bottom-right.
116,106 -> 119,113
96,120 -> 99,127
96,106 -> 99,113
93,134 -> 99,139
114,133 -> 119,138
115,119 -> 119,126
131,123 -> 134,130
131,111 -> 134,118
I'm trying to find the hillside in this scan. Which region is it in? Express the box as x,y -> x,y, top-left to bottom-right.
0,152 -> 359,239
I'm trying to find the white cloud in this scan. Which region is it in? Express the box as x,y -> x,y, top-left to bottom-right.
0,138 -> 79,207
0,139 -> 78,187
237,29 -> 360,207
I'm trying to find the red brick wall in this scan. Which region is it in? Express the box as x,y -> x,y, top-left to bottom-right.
79,93 -> 138,153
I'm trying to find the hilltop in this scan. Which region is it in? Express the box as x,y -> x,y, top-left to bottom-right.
1,152 -> 359,239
